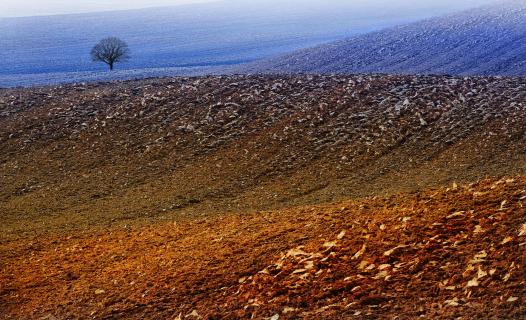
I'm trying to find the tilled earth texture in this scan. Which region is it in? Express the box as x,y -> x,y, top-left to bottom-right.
2,178 -> 526,319
1,75 -> 526,319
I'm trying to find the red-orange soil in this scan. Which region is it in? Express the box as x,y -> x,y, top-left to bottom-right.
2,75 -> 526,319
2,177 -> 526,319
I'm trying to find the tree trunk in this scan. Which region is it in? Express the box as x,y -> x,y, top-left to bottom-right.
109,62 -> 114,71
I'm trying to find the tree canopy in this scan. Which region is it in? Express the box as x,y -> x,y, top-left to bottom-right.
90,37 -> 130,71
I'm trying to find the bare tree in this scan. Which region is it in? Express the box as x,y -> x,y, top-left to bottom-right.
90,37 -> 130,71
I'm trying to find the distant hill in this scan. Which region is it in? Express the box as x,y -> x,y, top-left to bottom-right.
0,0 -> 495,77
237,0 -> 526,76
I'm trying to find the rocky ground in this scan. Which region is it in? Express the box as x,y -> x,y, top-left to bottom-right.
1,75 -> 526,319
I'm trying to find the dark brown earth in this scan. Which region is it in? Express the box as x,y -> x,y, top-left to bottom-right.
2,75 -> 526,239
1,75 -> 526,319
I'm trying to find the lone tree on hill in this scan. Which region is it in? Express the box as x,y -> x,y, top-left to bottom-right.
90,37 -> 130,71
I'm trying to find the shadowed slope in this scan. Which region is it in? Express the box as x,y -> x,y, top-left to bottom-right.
1,75 -> 526,239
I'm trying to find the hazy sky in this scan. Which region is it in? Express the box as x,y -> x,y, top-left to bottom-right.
1,0 -> 213,17
1,0 -> 498,18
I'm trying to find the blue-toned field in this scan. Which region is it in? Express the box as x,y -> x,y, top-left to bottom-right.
0,0 -> 492,87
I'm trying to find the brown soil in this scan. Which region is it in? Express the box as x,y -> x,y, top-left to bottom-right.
1,75 -> 526,319
1,177 -> 526,319
2,75 -> 526,239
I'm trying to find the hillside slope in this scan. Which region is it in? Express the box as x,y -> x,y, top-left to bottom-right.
1,74 -> 526,239
2,177 -> 526,319
238,0 -> 526,76
0,0 -> 481,76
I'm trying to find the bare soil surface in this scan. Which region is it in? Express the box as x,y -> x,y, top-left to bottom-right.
1,75 -> 526,319
2,177 -> 526,319
1,75 -> 526,239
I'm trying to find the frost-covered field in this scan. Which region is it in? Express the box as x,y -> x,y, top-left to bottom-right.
240,0 -> 526,76
0,66 -> 221,88
0,0 -> 495,87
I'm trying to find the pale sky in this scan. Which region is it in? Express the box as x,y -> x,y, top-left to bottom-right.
1,0 -> 214,17
1,0 -> 499,18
